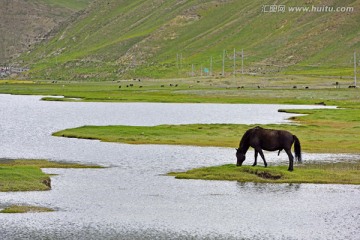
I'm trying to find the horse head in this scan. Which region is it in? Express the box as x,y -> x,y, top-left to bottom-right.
236,148 -> 246,166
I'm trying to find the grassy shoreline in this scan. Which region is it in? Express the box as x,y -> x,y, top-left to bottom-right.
0,159 -> 101,192
0,159 -> 102,214
53,107 -> 360,153
0,205 -> 54,214
168,162 -> 360,185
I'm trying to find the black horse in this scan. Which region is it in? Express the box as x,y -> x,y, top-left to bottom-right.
236,126 -> 302,171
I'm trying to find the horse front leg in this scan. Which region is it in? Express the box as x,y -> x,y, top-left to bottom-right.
285,149 -> 294,171
253,150 -> 258,166
256,148 -> 267,167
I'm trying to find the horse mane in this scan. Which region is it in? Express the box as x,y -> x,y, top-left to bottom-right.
239,128 -> 253,152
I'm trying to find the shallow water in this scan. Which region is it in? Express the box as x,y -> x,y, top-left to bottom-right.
0,94 -> 358,240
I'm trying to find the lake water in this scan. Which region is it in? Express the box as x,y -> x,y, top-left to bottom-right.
0,94 -> 359,240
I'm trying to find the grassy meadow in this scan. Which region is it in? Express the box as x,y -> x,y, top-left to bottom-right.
0,75 -> 359,106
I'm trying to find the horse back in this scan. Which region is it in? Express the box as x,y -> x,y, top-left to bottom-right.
251,127 -> 294,151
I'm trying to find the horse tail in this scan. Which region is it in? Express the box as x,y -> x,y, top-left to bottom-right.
293,135 -> 302,162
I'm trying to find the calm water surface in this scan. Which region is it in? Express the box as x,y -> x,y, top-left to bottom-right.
0,94 -> 358,240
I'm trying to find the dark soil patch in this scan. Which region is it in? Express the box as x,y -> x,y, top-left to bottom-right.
243,168 -> 283,180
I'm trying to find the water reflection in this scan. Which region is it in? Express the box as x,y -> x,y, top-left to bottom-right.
236,182 -> 302,194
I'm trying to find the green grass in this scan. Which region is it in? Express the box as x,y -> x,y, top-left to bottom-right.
0,159 -> 101,192
0,205 -> 54,214
0,159 -> 102,169
1,76 -> 359,107
0,166 -> 51,192
168,162 -> 360,184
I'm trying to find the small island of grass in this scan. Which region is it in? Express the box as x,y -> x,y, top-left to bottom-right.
0,159 -> 102,192
0,159 -> 102,214
52,107 -> 360,154
0,205 -> 54,214
168,161 -> 360,185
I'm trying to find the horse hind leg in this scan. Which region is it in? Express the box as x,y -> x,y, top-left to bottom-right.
285,148 -> 294,171
253,150 -> 258,166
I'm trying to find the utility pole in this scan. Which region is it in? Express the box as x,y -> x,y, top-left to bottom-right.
176,53 -> 179,69
180,53 -> 182,69
241,49 -> 244,74
233,48 -> 236,77
354,51 -> 357,87
222,49 -> 225,76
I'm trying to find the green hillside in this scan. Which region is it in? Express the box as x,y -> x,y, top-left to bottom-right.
19,0 -> 360,81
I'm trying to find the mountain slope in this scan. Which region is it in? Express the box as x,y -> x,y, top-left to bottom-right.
0,0 -> 92,65
17,0 -> 360,80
